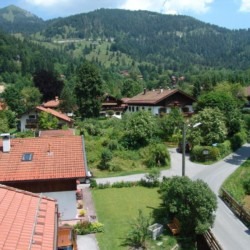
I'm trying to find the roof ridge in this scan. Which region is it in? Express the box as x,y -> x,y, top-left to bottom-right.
0,184 -> 56,202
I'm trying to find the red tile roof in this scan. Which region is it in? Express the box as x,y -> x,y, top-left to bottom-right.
39,129 -> 75,137
36,106 -> 72,123
0,136 -> 86,182
0,184 -> 57,250
43,97 -> 60,108
127,89 -> 195,105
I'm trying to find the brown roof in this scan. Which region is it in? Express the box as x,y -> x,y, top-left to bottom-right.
43,97 -> 60,108
36,106 -> 72,123
0,184 -> 57,250
39,129 -> 75,137
0,101 -> 7,111
244,86 -> 250,97
126,89 -> 195,105
0,136 -> 86,182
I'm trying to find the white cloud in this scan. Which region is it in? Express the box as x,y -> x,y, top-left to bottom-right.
120,0 -> 214,14
239,0 -> 250,12
162,0 -> 214,14
25,0 -> 69,7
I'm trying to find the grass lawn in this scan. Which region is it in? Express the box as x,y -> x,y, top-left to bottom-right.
222,158 -> 250,211
92,186 -> 177,250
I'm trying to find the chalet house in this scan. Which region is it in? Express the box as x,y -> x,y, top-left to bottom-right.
126,88 -> 196,116
101,94 -> 127,118
0,133 -> 89,192
0,184 -> 58,249
20,105 -> 73,131
43,96 -> 60,109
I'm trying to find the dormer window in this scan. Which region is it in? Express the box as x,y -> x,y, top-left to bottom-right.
22,153 -> 33,161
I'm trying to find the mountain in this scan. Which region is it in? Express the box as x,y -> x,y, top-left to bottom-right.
39,9 -> 250,71
0,5 -> 45,34
1,6 -> 250,90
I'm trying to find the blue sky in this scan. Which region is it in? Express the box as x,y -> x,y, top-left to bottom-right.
0,0 -> 250,30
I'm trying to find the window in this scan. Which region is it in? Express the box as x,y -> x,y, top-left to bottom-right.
22,153 -> 33,161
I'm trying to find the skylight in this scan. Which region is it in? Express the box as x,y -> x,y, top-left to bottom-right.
22,153 -> 33,161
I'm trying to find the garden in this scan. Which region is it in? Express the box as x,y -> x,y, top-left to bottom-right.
91,186 -> 178,250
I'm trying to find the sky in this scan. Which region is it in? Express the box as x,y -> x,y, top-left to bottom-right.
0,0 -> 250,30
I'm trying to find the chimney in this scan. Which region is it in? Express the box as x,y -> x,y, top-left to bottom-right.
55,96 -> 59,102
143,88 -> 147,95
1,133 -> 10,153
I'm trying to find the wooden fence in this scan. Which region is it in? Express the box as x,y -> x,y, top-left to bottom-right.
220,188 -> 250,226
203,229 -> 223,250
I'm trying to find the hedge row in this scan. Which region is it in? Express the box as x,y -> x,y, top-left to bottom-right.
89,178 -> 159,189
190,130 -> 247,162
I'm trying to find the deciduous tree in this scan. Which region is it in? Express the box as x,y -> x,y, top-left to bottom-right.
159,176 -> 217,237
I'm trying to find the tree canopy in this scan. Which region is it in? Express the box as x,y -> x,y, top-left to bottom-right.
75,61 -> 103,119
159,176 -> 217,237
33,69 -> 64,101
123,110 -> 156,148
188,107 -> 228,146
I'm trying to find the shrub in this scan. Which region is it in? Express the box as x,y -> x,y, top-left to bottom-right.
98,149 -> 112,170
230,130 -> 247,151
108,163 -> 123,172
78,209 -> 86,217
74,221 -> 104,235
102,139 -> 121,151
97,183 -> 111,189
106,110 -> 114,117
90,179 -> 97,188
243,176 -> 250,195
217,140 -> 232,158
190,146 -> 220,162
143,143 -> 170,168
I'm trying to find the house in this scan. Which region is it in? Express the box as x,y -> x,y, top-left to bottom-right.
101,94 -> 127,118
0,184 -> 58,249
126,88 -> 196,116
20,106 -> 73,131
0,133 -> 90,192
43,96 -> 61,109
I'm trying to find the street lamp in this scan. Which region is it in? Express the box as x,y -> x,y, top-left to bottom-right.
182,122 -> 202,176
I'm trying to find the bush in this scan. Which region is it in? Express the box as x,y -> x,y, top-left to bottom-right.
230,130 -> 247,151
143,143 -> 170,168
90,179 -> 97,188
98,149 -> 113,170
217,140 -> 232,158
243,176 -> 250,195
78,209 -> 86,217
190,146 -> 220,162
102,139 -> 121,151
74,221 -> 104,235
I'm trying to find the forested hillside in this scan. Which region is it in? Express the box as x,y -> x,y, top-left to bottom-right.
39,9 -> 250,71
0,5 -> 45,34
1,6 -> 250,98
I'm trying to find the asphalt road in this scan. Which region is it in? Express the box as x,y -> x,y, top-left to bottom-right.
192,144 -> 250,250
96,145 -> 250,249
